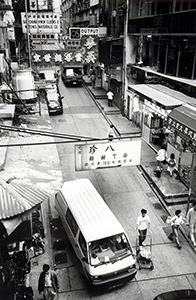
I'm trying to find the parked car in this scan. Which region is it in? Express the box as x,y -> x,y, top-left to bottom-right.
153,289 -> 196,300
45,84 -> 63,115
38,69 -> 58,83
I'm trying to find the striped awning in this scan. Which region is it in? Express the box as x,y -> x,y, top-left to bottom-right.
0,178 -> 49,220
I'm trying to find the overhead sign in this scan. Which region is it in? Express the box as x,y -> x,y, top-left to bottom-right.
21,12 -> 60,34
168,116 -> 196,142
30,0 -> 49,11
75,139 -> 141,171
69,27 -> 106,40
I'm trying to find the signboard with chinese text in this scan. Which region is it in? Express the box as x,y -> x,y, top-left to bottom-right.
75,139 -> 141,171
168,116 -> 196,142
21,12 -> 60,34
31,34 -> 99,65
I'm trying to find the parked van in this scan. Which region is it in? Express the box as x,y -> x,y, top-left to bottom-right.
61,64 -> 83,86
55,178 -> 137,287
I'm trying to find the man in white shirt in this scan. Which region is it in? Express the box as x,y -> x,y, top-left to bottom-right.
107,90 -> 114,107
186,201 -> 196,247
136,209 -> 151,247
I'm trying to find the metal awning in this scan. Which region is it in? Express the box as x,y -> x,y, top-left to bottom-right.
0,178 -> 49,220
168,104 -> 196,132
128,84 -> 182,109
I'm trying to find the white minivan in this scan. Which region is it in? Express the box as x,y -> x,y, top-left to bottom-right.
55,178 -> 137,286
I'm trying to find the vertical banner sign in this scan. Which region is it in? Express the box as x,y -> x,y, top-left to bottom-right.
190,153 -> 196,194
75,139 -> 141,171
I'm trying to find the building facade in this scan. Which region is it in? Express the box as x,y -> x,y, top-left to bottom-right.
124,0 -> 196,188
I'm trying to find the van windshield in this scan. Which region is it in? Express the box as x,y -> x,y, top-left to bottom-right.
89,234 -> 132,266
65,68 -> 82,77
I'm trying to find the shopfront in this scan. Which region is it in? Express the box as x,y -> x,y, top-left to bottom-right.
167,104 -> 196,188
127,85 -> 182,147
0,180 -> 49,300
109,65 -> 122,110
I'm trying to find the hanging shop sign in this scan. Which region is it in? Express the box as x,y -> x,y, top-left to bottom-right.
168,116 -> 196,141
21,12 -> 60,34
144,99 -> 167,118
30,0 -> 49,11
69,27 -> 106,40
31,34 -> 99,65
75,139 -> 141,171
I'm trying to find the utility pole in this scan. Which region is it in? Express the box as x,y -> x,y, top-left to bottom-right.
121,0 -> 129,116
25,0 -> 31,68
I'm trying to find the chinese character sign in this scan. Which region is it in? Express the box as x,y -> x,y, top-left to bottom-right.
75,139 -> 141,171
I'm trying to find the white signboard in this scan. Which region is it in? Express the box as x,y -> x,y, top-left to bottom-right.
21,12 -> 60,34
75,139 -> 141,171
69,27 -> 106,39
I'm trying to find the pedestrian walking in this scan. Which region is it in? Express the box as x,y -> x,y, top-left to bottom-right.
88,66 -> 94,77
38,264 -> 59,300
107,124 -> 115,141
186,201 -> 196,247
90,72 -> 96,89
167,153 -> 176,177
156,145 -> 167,170
107,90 -> 114,107
136,209 -> 151,247
88,66 -> 96,89
167,210 -> 184,249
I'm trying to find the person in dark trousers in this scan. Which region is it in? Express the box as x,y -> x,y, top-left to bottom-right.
38,264 -> 59,300
90,72 -> 96,89
88,66 -> 96,89
156,145 -> 167,170
168,210 -> 185,249
136,209 -> 151,247
107,90 -> 114,107
167,153 -> 176,177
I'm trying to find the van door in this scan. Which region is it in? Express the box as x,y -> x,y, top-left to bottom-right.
76,231 -> 88,261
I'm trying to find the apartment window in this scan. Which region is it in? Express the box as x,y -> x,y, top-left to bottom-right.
156,0 -> 171,14
174,0 -> 196,11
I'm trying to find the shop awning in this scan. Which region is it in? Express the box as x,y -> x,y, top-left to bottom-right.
128,84 -> 183,109
168,104 -> 196,132
0,178 -> 49,220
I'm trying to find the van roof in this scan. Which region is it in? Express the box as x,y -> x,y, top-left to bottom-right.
60,178 -> 124,242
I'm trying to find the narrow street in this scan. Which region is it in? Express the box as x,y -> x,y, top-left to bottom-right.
45,80 -> 196,300
0,78 -> 195,300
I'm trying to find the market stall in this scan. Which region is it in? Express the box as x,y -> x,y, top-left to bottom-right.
127,84 -> 182,146
0,178 -> 49,300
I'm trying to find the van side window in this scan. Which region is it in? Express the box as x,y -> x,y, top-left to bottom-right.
78,232 -> 87,256
66,209 -> 78,236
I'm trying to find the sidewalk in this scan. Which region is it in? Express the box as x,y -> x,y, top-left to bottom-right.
82,76 -> 195,248
83,75 -> 190,203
